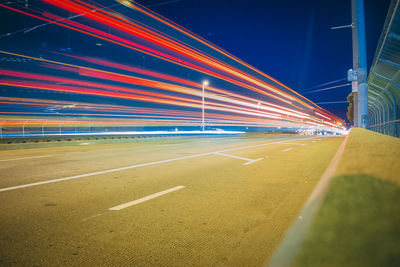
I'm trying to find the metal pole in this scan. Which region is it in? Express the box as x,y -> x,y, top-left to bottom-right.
43,121 -> 48,137
22,120 -> 27,137
257,102 -> 261,130
353,92 -> 359,126
202,83 -> 205,132
351,0 -> 359,127
354,0 -> 369,128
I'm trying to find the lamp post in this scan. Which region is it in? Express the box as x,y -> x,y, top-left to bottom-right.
202,80 -> 209,132
331,0 -> 369,128
42,120 -> 48,137
257,102 -> 261,130
353,0 -> 369,128
22,120 -> 28,137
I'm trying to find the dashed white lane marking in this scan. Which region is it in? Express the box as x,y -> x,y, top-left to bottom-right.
275,143 -> 305,146
159,143 -> 184,146
282,148 -> 293,152
213,152 -> 263,165
79,143 -> 90,145
312,141 -> 317,143
109,186 -> 185,211
0,137 -> 318,192
213,152 -> 254,161
81,213 -> 105,222
0,155 -> 54,162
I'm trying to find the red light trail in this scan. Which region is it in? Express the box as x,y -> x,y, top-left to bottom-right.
0,0 -> 346,135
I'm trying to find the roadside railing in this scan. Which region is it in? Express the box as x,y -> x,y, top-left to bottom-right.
367,120 -> 400,138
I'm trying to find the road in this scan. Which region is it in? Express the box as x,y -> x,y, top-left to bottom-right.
0,134 -> 344,266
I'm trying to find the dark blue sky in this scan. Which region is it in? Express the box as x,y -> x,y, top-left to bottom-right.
139,0 -> 391,119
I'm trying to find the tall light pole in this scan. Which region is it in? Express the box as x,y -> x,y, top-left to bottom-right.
351,0 -> 359,127
257,102 -> 262,131
332,0 -> 369,128
353,0 -> 369,128
202,80 -> 209,132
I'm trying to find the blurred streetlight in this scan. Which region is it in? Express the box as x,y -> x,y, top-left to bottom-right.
202,80 -> 209,132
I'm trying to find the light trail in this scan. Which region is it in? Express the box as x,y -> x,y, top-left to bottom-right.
0,0 -> 346,135
0,2 -> 316,105
0,65 -> 310,120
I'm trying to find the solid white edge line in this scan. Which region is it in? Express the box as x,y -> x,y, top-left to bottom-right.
0,136 -> 322,192
109,185 -> 185,211
282,148 -> 293,152
0,153 -> 210,192
0,155 -> 54,162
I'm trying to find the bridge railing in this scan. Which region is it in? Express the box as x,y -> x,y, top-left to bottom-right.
367,0 -> 400,138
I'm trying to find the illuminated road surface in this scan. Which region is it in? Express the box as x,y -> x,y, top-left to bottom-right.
0,134 -> 343,266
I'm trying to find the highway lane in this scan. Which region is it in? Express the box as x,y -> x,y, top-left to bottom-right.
0,134 -> 344,266
0,136 -> 264,188
0,135 -> 310,189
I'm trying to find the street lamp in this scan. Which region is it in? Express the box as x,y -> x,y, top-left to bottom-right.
202,80 -> 209,132
22,120 -> 28,137
257,102 -> 262,131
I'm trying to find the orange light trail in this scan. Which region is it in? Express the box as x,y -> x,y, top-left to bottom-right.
0,0 -> 346,134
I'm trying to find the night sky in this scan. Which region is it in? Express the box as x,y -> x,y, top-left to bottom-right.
140,0 -> 391,119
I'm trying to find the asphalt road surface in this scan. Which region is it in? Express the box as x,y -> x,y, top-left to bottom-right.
0,134 -> 343,266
